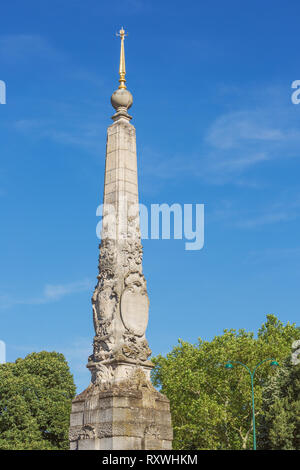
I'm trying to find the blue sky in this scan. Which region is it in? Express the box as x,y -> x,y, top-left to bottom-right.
0,0 -> 300,392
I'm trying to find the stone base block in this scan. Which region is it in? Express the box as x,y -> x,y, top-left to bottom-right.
69,370 -> 173,450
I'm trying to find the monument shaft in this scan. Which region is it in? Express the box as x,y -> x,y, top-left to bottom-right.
69,28 -> 173,450
88,117 -> 153,384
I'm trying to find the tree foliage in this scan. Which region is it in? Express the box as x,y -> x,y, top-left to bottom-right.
151,315 -> 300,450
258,357 -> 300,449
0,351 -> 76,450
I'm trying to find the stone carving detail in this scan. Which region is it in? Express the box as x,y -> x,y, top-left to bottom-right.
69,429 -> 79,442
113,368 -> 157,393
79,425 -> 96,440
144,424 -> 161,439
122,333 -> 151,362
90,364 -> 115,386
69,424 -> 113,443
98,239 -> 117,276
74,368 -> 157,400
69,425 -> 96,443
88,195 -> 152,384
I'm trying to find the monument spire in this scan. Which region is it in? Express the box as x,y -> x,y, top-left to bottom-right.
69,29 -> 173,450
116,27 -> 127,89
111,28 -> 133,122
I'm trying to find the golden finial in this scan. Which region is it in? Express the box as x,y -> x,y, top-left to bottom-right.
116,27 -> 128,89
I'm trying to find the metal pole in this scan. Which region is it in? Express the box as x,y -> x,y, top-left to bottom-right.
224,359 -> 278,450
250,373 -> 256,450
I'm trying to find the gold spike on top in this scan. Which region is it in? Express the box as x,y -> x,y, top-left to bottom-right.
116,27 -> 127,89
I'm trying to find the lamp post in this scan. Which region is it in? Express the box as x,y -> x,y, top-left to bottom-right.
224,359 -> 279,450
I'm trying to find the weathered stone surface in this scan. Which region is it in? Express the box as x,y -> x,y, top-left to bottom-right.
70,370 -> 173,449
87,116 -> 153,387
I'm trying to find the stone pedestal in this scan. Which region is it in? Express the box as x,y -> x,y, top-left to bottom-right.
69,369 -> 173,450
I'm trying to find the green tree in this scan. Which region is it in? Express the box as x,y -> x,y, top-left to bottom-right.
258,357 -> 300,449
151,315 -> 300,450
0,351 -> 76,450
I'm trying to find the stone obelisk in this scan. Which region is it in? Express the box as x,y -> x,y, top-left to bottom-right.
69,29 -> 173,450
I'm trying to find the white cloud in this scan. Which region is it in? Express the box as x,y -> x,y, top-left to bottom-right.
0,278 -> 93,310
206,110 -> 285,150
237,210 -> 297,229
14,117 -> 103,154
209,192 -> 300,230
0,34 -> 63,64
142,85 -> 300,186
246,247 -> 300,264
201,106 -> 300,184
44,279 -> 93,300
0,33 -> 104,89
207,151 -> 269,173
